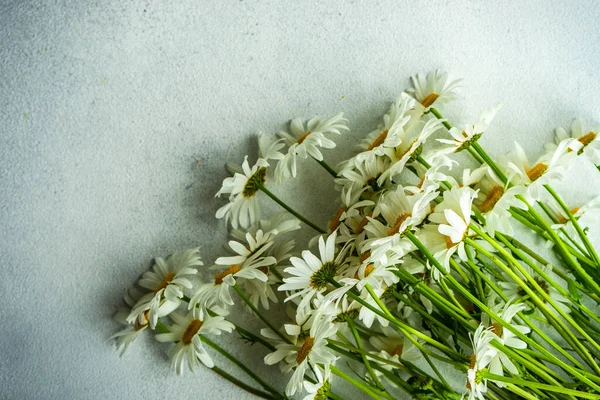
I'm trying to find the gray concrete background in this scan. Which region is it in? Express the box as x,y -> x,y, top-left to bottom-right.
1,0 -> 600,399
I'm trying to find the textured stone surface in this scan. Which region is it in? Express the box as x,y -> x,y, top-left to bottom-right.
1,0 -> 600,399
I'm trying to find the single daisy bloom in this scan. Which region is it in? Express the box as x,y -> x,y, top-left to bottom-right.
155,310 -> 234,374
301,366 -> 331,400
437,103 -> 502,154
275,113 -> 349,182
216,156 -> 269,229
127,248 -> 202,329
379,118 -> 443,185
279,231 -> 349,314
465,325 -> 497,400
111,287 -> 148,356
547,119 -> 600,165
406,70 -> 461,114
226,133 -> 285,175
363,184 -> 438,262
503,139 -> 579,200
357,94 -> 417,159
486,302 -> 530,387
264,312 -> 337,396
462,165 -> 526,236
425,186 -> 477,271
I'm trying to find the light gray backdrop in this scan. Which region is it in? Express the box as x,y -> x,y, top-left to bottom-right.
1,1 -> 599,399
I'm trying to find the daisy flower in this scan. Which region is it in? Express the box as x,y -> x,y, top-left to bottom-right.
547,119 -> 600,165
215,156 -> 269,229
462,165 -> 527,236
127,248 -> 202,329
437,103 -> 502,154
357,94 -> 417,159
406,70 -> 461,114
503,139 -> 579,200
336,155 -> 391,199
226,133 -> 285,175
421,186 -> 477,273
275,113 -> 349,182
111,287 -> 148,356
465,325 -> 497,400
301,366 -> 331,400
279,231 -> 349,314
363,184 -> 438,262
379,118 -> 443,185
264,312 -> 338,396
155,310 -> 234,374
486,302 -> 530,387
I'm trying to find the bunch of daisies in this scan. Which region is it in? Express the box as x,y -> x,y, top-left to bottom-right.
112,71 -> 600,400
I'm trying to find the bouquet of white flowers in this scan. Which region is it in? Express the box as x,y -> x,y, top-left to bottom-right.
111,71 -> 600,400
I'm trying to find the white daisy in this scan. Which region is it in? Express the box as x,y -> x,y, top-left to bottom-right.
275,113 -> 349,182
363,185 -> 438,262
423,186 -> 477,273
264,312 -> 338,396
357,94 -> 417,158
279,231 -> 349,314
215,156 -> 269,229
127,248 -> 202,329
462,165 -> 527,236
502,139 -> 579,200
155,310 -> 234,374
486,302 -> 530,387
437,103 -> 502,154
546,119 -> 600,165
111,288 -> 148,356
301,366 -> 331,400
465,325 -> 497,400
379,118 -> 443,185
406,70 -> 461,114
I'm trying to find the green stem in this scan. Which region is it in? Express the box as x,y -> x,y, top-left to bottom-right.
232,284 -> 293,344
211,366 -> 277,400
200,335 -> 283,397
545,184 -> 600,268
330,366 -> 393,400
347,319 -> 386,391
482,372 -> 600,399
257,183 -> 326,233
313,157 -> 338,177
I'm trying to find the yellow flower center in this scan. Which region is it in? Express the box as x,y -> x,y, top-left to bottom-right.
296,336 -> 314,364
368,129 -> 389,150
479,185 -> 504,213
491,322 -> 503,337
181,319 -> 203,345
214,265 -> 241,285
329,206 -> 347,232
390,344 -> 403,356
578,131 -> 597,147
356,213 -> 371,233
420,93 -> 439,108
387,212 -> 412,236
445,236 -> 456,249
154,272 -> 175,294
526,163 -> 548,182
557,207 -> 580,224
297,131 -> 312,144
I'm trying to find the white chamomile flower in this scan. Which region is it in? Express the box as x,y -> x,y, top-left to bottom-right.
225,133 -> 285,175
216,156 -> 269,229
264,312 -> 337,396
279,231 -> 349,314
465,325 -> 497,400
336,155 -> 391,199
462,165 -> 526,236
547,119 -> 600,165
437,103 -> 502,154
379,118 -> 443,185
111,288 -> 147,356
188,247 -> 276,312
127,248 -> 202,329
301,366 -> 331,400
486,302 -> 530,387
357,94 -> 417,158
369,325 -> 421,370
503,139 -> 579,200
547,195 -> 600,240
406,70 -> 461,114
405,152 -> 455,195
275,113 -> 349,182
363,185 -> 438,262
419,187 -> 477,275
155,310 -> 234,374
